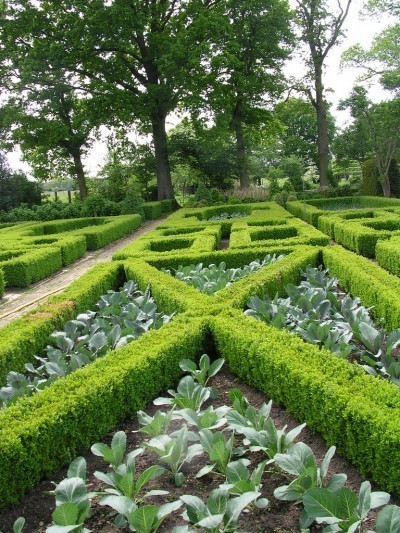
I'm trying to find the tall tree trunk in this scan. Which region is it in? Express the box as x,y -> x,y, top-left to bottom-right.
376,153 -> 391,197
314,66 -> 330,189
71,148 -> 88,199
233,102 -> 249,189
382,173 -> 391,197
151,112 -> 174,200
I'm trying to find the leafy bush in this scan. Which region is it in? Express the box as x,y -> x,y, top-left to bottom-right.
81,194 -> 121,217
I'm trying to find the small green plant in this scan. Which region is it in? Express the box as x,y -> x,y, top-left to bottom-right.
47,457 -> 95,533
0,518 -> 25,533
175,488 -> 261,532
220,459 -> 269,509
197,430 -> 240,478
302,481 -> 390,531
154,375 -> 211,412
144,426 -> 203,486
274,443 -> 348,523
99,498 -> 182,532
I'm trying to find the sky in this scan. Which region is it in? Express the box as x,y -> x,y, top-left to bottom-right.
6,0 -> 394,177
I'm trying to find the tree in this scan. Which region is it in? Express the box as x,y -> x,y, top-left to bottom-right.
168,119 -> 238,190
204,0 -> 293,188
343,25 -> 400,93
274,97 -> 335,166
340,86 -> 400,197
0,89 -> 102,198
0,151 -> 41,211
295,0 -> 352,187
5,0 -> 225,201
0,4 -> 109,199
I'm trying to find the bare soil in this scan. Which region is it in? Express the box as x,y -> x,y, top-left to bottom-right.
0,367 -> 388,533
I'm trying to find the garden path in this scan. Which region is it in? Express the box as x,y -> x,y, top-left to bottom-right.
0,216 -> 167,328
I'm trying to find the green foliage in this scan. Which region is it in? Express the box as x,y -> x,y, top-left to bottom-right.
0,153 -> 41,211
81,195 -> 121,217
302,481 -> 390,531
0,282 -> 173,407
0,247 -> 62,287
274,99 -> 335,168
363,159 -> 381,196
0,262 -> 122,384
178,489 -> 261,532
120,190 -> 145,218
163,254 -> 284,296
0,312 -> 208,505
245,265 -> 400,380
0,268 -> 4,298
145,426 -> 203,486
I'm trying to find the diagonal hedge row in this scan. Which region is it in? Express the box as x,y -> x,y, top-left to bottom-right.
0,262 -> 124,383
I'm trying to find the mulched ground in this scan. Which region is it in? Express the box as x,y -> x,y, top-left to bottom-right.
0,366 -> 392,533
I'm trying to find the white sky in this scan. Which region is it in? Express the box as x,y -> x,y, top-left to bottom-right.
6,0 -> 394,177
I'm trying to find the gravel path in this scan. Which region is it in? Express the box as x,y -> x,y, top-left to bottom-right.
0,217 -> 166,327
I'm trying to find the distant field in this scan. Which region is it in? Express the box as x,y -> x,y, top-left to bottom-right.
43,190 -> 73,203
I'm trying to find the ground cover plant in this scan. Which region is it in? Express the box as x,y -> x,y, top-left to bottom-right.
161,254 -> 284,296
0,281 -> 174,407
245,265 -> 400,386
3,355 -> 399,532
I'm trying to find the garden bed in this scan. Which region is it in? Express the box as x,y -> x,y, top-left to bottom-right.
0,366 -> 380,532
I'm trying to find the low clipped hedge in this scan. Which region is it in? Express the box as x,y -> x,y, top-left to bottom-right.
121,245 -> 319,316
210,309 -> 400,494
141,199 -> 175,220
0,262 -> 123,384
0,314 -> 208,505
318,209 -> 375,238
5,199 -> 400,507
0,247 -> 62,287
286,196 -> 400,227
72,214 -> 142,249
113,226 -> 221,260
376,237 -> 400,276
229,218 -> 329,249
159,202 -> 293,235
0,269 -> 4,298
323,245 -> 400,331
331,213 -> 400,258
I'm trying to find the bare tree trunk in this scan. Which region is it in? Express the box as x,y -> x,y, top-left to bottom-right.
71,149 -> 88,199
382,173 -> 391,197
376,153 -> 391,197
314,66 -> 330,188
151,112 -> 174,201
233,102 -> 249,189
